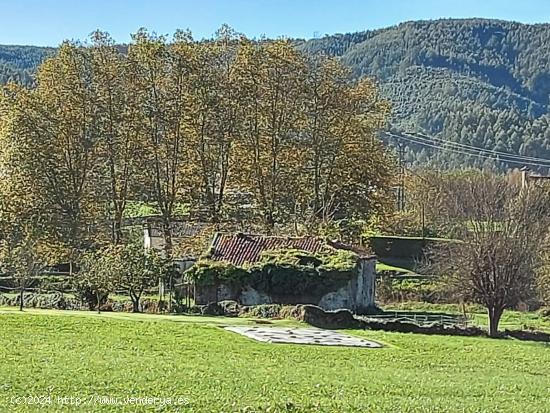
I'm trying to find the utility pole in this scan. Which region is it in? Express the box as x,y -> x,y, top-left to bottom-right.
421,202 -> 426,239
397,141 -> 406,211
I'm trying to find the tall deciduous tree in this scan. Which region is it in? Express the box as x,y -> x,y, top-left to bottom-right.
129,29 -> 194,257
90,31 -> 143,244
2,43 -> 102,271
187,25 -> 240,223
302,57 -> 393,227
0,27 -> 396,267
234,39 -> 307,231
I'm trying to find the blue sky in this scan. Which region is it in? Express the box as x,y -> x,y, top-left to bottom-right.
1,0 -> 550,46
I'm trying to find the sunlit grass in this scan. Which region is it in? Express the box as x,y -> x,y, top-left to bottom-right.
1,309 -> 549,412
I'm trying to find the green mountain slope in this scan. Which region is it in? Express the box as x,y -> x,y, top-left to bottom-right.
298,19 -> 550,169
0,45 -> 53,86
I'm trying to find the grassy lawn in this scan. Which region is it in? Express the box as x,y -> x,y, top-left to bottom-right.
376,262 -> 413,273
1,308 -> 550,412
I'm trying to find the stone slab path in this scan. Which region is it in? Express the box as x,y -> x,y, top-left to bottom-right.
224,326 -> 382,348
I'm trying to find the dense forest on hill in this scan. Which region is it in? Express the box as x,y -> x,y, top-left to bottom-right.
3,19 -> 550,169
0,45 -> 53,86
298,19 -> 550,170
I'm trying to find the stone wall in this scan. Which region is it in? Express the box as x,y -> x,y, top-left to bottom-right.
195,257 -> 376,314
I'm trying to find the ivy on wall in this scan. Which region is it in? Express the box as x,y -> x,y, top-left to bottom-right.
186,248 -> 359,296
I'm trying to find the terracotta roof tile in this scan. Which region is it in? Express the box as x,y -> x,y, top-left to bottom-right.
208,233 -> 373,266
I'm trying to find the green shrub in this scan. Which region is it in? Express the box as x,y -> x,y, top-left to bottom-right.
243,304 -> 283,318
257,248 -> 357,272
73,285 -> 109,310
38,275 -> 72,291
279,304 -> 303,319
376,276 -> 448,303
186,260 -> 249,287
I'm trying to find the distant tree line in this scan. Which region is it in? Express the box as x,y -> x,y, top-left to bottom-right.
0,45 -> 53,86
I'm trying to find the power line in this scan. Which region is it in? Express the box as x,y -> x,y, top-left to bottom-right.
384,131 -> 547,168
409,131 -> 550,165
402,132 -> 543,164
397,133 -> 548,168
383,131 -> 550,169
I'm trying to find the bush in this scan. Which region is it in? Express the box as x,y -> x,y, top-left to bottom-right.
38,275 -> 72,292
73,285 -> 108,310
242,304 -> 282,318
258,248 -> 357,272
376,276 -> 449,303
279,305 -> 303,319
186,260 -> 249,288
0,292 -> 84,310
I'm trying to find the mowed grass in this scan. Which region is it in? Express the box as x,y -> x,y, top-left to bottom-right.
1,309 -> 550,412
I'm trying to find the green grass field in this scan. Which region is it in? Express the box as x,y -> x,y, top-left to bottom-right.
1,308 -> 550,412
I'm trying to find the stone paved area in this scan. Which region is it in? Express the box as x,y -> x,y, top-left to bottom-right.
224,326 -> 382,348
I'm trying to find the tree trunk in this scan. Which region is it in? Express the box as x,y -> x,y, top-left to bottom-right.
162,216 -> 173,259
264,210 -> 275,234
168,272 -> 173,313
113,210 -> 124,245
96,291 -> 101,314
19,283 -> 24,311
488,306 -> 503,338
130,290 -> 141,313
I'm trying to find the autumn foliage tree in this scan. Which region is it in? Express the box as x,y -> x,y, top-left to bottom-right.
128,29 -> 197,257
90,31 -> 143,244
186,25 -> 241,223
0,43 -> 103,272
114,242 -> 168,312
232,39 -> 309,230
0,27 -> 394,266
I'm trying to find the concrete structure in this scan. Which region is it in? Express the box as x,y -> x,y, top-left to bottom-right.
143,219 -> 208,252
520,167 -> 550,189
195,233 -> 377,314
224,326 -> 382,348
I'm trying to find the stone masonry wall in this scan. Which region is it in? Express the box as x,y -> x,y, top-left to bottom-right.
195,258 -> 376,314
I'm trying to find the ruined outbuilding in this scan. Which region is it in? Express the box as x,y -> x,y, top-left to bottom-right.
194,233 -> 377,314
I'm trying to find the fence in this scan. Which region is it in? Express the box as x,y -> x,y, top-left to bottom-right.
361,311 -> 470,327
0,272 -> 195,313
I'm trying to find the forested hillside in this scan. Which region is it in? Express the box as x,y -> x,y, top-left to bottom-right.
3,19 -> 550,169
299,19 -> 550,169
0,45 -> 53,86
